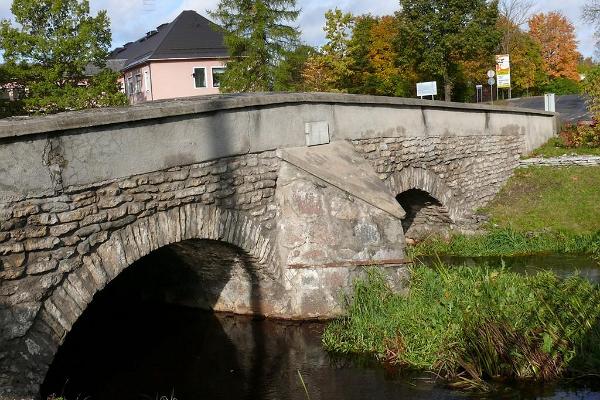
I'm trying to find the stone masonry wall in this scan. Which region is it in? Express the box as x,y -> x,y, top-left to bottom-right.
351,135 -> 522,226
0,151 -> 280,397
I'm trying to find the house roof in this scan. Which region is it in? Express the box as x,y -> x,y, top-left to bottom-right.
108,10 -> 228,71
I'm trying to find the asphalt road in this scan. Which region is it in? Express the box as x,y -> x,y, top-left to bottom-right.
506,94 -> 591,123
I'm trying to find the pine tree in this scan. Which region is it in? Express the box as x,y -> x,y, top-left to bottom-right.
210,0 -> 300,92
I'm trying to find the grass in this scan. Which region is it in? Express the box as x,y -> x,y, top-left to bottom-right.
409,228 -> 600,261
484,166 -> 600,233
411,166 -> 600,260
528,137 -> 600,158
323,266 -> 600,390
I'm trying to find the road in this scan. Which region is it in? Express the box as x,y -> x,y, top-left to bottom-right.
505,94 -> 591,123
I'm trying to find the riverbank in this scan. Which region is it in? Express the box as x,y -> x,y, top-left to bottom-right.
323,265 -> 600,390
411,166 -> 600,260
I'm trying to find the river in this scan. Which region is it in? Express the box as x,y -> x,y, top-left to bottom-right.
41,254 -> 600,400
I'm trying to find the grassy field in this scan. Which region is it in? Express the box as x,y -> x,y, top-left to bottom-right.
411,166 -> 600,258
323,266 -> 600,390
528,137 -> 600,158
484,166 -> 600,233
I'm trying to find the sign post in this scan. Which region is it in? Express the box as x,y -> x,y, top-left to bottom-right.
416,81 -> 437,100
476,84 -> 483,103
487,70 -> 495,105
495,54 -> 511,99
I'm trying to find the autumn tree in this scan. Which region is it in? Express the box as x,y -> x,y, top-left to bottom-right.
0,0 -> 126,114
498,0 -> 534,53
396,0 -> 500,101
273,45 -> 316,91
509,30 -> 546,96
210,0 -> 300,92
528,12 -> 581,81
301,8 -> 354,92
346,15 -> 413,96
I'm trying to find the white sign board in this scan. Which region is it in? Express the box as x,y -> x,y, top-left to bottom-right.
416,81 -> 437,97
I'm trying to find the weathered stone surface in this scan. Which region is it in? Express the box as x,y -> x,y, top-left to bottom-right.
0,93 -> 556,399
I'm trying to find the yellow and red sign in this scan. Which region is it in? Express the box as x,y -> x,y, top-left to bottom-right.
495,54 -> 511,89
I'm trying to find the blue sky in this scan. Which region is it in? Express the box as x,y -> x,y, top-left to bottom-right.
0,0 -> 597,58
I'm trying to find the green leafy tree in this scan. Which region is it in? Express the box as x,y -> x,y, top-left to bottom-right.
210,0 -> 300,92
0,0 -> 126,114
581,66 -> 600,120
273,44 -> 316,91
396,0 -> 501,101
302,8 -> 354,92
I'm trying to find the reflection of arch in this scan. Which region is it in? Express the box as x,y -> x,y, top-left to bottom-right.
25,204 -> 276,394
386,167 -> 463,222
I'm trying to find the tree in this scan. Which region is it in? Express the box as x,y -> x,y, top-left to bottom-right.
273,44 -> 316,91
301,8 -> 354,92
581,66 -> 600,120
346,15 -> 412,96
583,0 -> 600,56
0,0 -> 126,114
498,0 -> 534,53
509,30 -> 546,96
528,12 -> 581,81
396,0 -> 500,101
210,0 -> 300,92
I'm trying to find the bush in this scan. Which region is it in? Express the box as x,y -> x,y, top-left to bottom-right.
323,266 -> 600,389
542,78 -> 581,95
581,66 -> 600,121
560,122 -> 600,148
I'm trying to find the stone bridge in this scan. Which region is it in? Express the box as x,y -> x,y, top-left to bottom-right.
0,93 -> 556,398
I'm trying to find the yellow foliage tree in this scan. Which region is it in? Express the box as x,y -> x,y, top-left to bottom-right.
528,12 -> 580,81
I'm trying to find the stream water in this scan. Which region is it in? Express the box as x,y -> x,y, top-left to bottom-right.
41,254 -> 600,400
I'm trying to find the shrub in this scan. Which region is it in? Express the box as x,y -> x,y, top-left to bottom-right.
323,266 -> 600,389
559,122 -> 600,148
581,66 -> 600,121
542,78 -> 580,95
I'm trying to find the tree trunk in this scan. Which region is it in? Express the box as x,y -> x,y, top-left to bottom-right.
443,72 -> 453,102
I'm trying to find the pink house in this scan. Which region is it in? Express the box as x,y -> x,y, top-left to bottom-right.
109,10 -> 229,104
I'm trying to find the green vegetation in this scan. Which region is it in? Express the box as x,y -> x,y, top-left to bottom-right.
484,167 -> 600,233
0,0 -> 126,115
529,137 -> 600,158
209,0 -> 300,92
409,228 -> 600,260
323,266 -> 600,389
412,167 -> 600,259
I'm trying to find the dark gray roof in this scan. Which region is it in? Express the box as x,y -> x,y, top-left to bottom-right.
108,10 -> 228,71
84,59 -> 127,76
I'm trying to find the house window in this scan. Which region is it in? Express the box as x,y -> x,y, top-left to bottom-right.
193,67 -> 206,88
127,76 -> 134,95
135,74 -> 142,93
212,67 -> 225,88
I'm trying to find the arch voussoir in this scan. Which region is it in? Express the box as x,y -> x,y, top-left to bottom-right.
388,167 -> 464,222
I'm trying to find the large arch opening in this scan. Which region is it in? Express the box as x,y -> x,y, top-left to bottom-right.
40,239 -> 263,399
396,189 -> 453,240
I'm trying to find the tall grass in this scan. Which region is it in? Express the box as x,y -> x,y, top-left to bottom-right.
323,265 -> 600,389
409,227 -> 600,262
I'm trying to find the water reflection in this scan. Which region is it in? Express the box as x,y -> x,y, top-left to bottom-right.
418,254 -> 600,283
42,301 -> 599,400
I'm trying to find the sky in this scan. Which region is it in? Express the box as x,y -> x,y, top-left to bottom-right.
0,0 -> 596,58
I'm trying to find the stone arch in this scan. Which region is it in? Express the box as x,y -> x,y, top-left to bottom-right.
386,167 -> 465,223
20,204 -> 277,397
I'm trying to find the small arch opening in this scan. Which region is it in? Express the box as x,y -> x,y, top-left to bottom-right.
40,239 -> 263,399
396,189 -> 453,240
